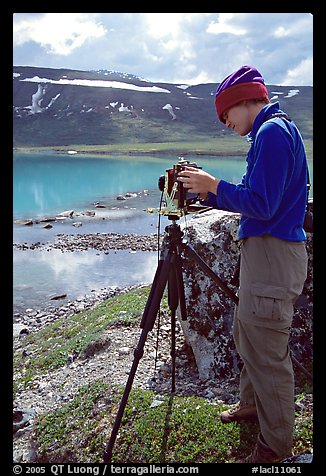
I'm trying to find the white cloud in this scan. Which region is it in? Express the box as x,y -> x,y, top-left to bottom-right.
273,26 -> 288,38
273,15 -> 313,39
13,13 -> 107,55
13,13 -> 313,86
144,13 -> 184,39
206,13 -> 247,36
279,58 -> 313,86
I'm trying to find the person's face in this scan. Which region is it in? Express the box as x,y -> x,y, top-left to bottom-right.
222,102 -> 253,136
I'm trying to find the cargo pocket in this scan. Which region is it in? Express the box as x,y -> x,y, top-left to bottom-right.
251,283 -> 287,321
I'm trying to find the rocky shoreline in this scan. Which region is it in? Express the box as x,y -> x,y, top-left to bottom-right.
13,231 -> 161,253
13,284 -> 142,335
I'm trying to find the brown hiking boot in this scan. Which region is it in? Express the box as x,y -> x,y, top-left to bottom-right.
237,434 -> 284,463
220,401 -> 258,423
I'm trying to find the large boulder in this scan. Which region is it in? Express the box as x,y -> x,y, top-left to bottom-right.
169,207 -> 313,381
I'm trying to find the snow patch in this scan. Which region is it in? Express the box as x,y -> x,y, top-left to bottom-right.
20,76 -> 171,94
285,89 -> 300,98
118,103 -> 133,112
47,93 -> 61,109
92,69 -> 149,83
162,103 -> 176,120
31,84 -> 46,114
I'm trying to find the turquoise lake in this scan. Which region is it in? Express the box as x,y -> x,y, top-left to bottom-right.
13,151 -> 249,220
13,152 -> 313,315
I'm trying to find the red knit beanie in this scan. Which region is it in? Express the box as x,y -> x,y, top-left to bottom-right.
215,65 -> 269,123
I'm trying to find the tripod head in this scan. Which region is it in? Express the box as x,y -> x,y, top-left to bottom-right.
167,215 -> 181,223
164,218 -> 184,244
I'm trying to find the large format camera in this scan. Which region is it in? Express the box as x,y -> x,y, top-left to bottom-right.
156,157 -> 210,218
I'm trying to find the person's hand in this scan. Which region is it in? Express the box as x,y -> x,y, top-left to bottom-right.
178,167 -> 219,195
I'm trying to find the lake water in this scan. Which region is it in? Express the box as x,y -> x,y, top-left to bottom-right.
13,151 -> 249,220
13,151 -> 313,315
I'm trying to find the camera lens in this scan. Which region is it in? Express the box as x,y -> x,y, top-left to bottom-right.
158,175 -> 165,192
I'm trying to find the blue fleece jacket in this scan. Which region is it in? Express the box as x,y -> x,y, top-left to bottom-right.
204,102 -> 308,242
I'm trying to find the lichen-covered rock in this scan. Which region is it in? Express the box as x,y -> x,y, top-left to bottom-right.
290,202 -> 313,375
170,207 -> 313,381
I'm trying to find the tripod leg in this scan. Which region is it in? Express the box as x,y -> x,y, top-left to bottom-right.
140,260 -> 164,329
166,249 -> 189,393
168,262 -> 179,393
174,253 -> 187,321
170,307 -> 176,393
103,250 -> 173,462
140,249 -> 171,331
291,351 -> 313,381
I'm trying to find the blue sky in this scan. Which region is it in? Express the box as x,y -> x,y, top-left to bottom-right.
13,13 -> 313,86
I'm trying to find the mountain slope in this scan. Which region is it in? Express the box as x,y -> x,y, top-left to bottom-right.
13,66 -> 313,147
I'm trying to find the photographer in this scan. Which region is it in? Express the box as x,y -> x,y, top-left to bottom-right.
178,65 -> 308,463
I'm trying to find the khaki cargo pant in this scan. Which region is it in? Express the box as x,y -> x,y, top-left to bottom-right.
233,235 -> 308,458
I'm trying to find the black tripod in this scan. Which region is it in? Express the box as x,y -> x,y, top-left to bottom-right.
103,219 -> 312,462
